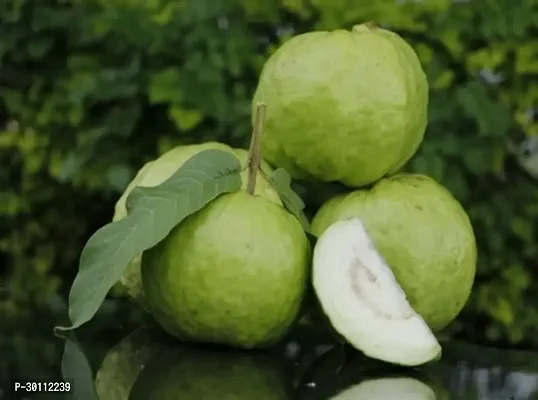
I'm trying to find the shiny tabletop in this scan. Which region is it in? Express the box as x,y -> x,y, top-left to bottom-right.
2,321 -> 538,400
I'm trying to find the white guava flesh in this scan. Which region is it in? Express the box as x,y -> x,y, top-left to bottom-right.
330,377 -> 436,399
312,217 -> 442,366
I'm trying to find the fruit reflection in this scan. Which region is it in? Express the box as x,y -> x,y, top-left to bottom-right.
298,345 -> 450,399
129,342 -> 293,399
94,328 -> 169,400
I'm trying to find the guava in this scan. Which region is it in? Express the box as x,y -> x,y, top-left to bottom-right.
112,141 -> 282,309
94,328 -> 168,400
311,173 -> 477,339
252,23 -> 428,188
141,190 -> 311,349
129,344 -> 293,400
313,217 -> 441,365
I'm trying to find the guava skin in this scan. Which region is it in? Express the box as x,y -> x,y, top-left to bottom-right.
252,24 -> 428,188
130,346 -> 292,400
141,191 -> 311,349
311,174 -> 477,332
112,142 -> 281,309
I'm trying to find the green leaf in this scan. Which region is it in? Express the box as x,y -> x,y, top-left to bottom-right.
148,68 -> 183,104
168,105 -> 203,131
58,332 -> 98,400
266,168 -> 311,232
106,164 -> 132,191
55,150 -> 242,332
456,82 -> 510,137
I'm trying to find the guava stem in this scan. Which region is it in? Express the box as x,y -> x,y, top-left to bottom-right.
247,102 -> 267,195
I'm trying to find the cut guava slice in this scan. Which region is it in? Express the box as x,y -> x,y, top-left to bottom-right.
312,217 -> 442,366
330,377 -> 436,399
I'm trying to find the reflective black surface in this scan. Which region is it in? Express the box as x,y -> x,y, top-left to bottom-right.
3,322 -> 538,400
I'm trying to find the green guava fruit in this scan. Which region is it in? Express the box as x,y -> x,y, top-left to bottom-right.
141,190 -> 311,349
252,23 -> 428,188
310,173 -> 476,363
129,344 -> 293,400
94,328 -> 169,400
112,141 -> 282,309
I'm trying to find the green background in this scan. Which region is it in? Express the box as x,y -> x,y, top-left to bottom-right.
2,0 -> 538,377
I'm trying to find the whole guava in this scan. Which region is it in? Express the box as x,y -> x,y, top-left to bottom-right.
311,174 -> 476,331
112,141 -> 282,309
130,345 -> 293,400
252,23 -> 428,188
142,190 -> 311,349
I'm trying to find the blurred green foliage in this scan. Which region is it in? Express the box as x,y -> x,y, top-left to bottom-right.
1,0 -> 538,352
